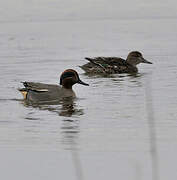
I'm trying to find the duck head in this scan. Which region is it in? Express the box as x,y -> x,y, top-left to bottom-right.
126,51 -> 152,66
60,69 -> 89,89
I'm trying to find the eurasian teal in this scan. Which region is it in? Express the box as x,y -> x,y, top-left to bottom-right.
80,51 -> 152,74
19,69 -> 89,103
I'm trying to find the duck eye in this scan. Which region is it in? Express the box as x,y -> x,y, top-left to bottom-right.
137,54 -> 142,58
65,72 -> 75,78
133,54 -> 138,57
66,71 -> 77,79
60,72 -> 75,85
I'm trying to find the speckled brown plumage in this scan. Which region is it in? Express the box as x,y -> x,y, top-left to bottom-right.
80,51 -> 152,75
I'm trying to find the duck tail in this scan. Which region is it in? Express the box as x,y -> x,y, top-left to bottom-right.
85,57 -> 93,61
85,57 -> 96,65
21,81 -> 28,87
18,88 -> 27,92
18,88 -> 28,99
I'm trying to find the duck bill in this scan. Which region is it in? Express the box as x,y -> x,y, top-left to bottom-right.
141,58 -> 153,64
77,79 -> 89,86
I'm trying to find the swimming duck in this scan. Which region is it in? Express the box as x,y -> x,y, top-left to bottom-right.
80,51 -> 152,74
19,69 -> 89,103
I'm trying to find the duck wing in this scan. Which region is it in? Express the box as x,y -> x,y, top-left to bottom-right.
21,82 -> 60,92
85,57 -> 128,67
19,82 -> 63,102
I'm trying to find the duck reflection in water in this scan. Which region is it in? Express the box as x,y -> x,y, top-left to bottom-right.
58,97 -> 84,117
21,96 -> 84,179
61,116 -> 83,179
22,96 -> 84,117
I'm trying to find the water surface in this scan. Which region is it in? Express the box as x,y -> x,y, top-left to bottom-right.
0,1 -> 177,180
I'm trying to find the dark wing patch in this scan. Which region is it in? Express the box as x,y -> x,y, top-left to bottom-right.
85,57 -> 127,66
22,82 -> 49,92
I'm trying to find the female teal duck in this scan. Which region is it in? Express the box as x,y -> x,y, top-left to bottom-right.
19,69 -> 89,103
80,51 -> 152,74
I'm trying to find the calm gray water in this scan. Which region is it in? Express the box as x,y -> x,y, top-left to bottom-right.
0,1 -> 177,180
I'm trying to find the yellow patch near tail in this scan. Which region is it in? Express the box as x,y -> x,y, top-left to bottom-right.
21,91 -> 28,99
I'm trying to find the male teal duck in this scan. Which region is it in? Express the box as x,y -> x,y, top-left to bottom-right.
19,69 -> 89,103
80,51 -> 152,74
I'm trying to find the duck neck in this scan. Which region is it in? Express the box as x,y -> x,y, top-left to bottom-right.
62,78 -> 75,89
126,58 -> 137,67
62,84 -> 73,89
